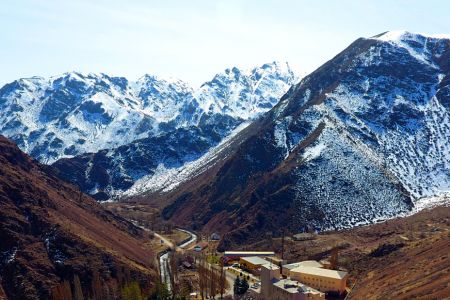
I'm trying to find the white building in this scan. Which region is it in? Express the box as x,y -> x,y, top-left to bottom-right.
289,266 -> 348,294
259,264 -> 325,300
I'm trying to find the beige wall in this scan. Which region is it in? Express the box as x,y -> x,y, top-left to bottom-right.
290,272 -> 347,294
271,286 -> 301,300
271,285 -> 324,300
261,266 -> 281,299
240,257 -> 259,270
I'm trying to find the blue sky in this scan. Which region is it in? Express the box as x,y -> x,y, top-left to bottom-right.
1,0 -> 449,87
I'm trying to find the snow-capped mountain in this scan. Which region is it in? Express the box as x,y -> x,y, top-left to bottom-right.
2,62 -> 295,199
157,31 -> 450,248
0,62 -> 298,164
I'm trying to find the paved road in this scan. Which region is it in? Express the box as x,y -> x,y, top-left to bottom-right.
177,228 -> 197,249
129,220 -> 197,291
156,228 -> 197,291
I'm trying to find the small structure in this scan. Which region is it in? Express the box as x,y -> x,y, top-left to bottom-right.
260,264 -> 325,300
266,256 -> 287,266
292,233 -> 316,241
193,242 -> 208,252
272,279 -> 325,300
319,259 -> 332,269
240,256 -> 272,271
210,232 -> 220,241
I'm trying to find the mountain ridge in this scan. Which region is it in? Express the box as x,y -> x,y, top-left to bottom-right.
0,62 -> 298,163
155,31 -> 450,248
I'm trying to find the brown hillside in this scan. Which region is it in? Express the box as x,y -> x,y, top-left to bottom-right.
244,205 -> 450,299
0,136 -> 156,300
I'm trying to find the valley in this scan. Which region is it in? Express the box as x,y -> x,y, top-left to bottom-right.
1,29 -> 449,300
105,199 -> 449,300
152,31 -> 450,249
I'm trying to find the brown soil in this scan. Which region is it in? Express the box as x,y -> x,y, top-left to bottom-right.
0,136 -> 157,300
248,206 -> 450,300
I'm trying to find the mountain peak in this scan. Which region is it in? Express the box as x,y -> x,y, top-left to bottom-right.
370,30 -> 450,42
0,62 -> 298,165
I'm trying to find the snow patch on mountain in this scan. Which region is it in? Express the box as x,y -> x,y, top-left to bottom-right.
302,142 -> 326,162
0,62 -> 298,164
121,122 -> 251,197
372,30 -> 450,42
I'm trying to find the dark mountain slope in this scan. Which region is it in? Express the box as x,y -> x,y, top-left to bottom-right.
52,118 -> 239,200
0,136 -> 156,300
158,31 -> 449,249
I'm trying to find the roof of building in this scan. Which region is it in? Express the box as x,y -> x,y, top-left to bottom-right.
210,233 -> 220,239
290,266 -> 348,280
262,263 -> 280,270
241,256 -> 271,266
194,242 -> 208,248
266,256 -> 284,263
319,259 -> 331,265
283,260 -> 323,270
293,233 -> 316,239
273,279 -> 324,295
224,251 -> 275,256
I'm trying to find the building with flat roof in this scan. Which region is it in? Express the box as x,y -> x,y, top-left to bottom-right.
290,266 -> 348,294
240,256 -> 272,270
282,261 -> 324,277
260,264 -> 325,300
292,233 -> 316,241
273,279 -> 325,300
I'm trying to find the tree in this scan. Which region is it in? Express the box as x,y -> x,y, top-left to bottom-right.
169,251 -> 179,296
72,275 -> 84,300
91,270 -> 103,300
219,264 -> 226,299
147,282 -> 171,300
240,278 -> 249,295
233,277 -> 241,296
52,280 -> 73,300
233,277 -> 248,296
121,281 -> 143,300
198,254 -> 208,300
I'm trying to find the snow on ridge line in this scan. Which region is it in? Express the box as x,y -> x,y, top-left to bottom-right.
411,193 -> 450,213
370,30 -> 450,42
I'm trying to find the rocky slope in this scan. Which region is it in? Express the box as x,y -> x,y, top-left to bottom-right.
347,206 -> 450,300
248,204 -> 450,299
0,136 -> 156,300
0,62 -> 297,164
47,63 -> 297,199
158,31 -> 450,246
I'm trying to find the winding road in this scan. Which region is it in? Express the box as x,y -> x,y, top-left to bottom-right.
129,220 -> 197,291
157,228 -> 197,291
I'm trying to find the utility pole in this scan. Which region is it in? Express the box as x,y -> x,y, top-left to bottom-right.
77,184 -> 83,203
